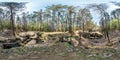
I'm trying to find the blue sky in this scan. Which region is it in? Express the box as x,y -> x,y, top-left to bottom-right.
0,0 -> 119,12
0,0 -> 120,24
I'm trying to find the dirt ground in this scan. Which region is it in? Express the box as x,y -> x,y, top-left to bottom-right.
0,42 -> 120,60
0,30 -> 120,60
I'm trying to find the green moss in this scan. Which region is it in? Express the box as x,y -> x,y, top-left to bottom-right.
106,42 -> 113,46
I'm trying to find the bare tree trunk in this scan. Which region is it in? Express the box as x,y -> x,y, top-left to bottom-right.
10,6 -> 15,36
65,15 -> 68,31
82,18 -> 84,33
106,29 -> 110,43
118,19 -> 120,30
0,19 -> 3,31
68,12 -> 72,33
73,13 -> 76,31
104,19 -> 110,43
52,11 -> 55,32
58,12 -> 61,31
39,9 -> 42,31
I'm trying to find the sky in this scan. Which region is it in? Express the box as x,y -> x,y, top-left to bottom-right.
0,0 -> 120,24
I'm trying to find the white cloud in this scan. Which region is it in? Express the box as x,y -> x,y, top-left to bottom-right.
107,3 -> 120,13
26,2 -> 33,12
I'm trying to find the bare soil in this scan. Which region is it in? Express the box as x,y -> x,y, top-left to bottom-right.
0,30 -> 120,60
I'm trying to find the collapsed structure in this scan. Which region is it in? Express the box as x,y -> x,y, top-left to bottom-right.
0,30 -> 103,49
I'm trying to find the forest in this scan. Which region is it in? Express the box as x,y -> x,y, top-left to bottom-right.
0,1 -> 120,60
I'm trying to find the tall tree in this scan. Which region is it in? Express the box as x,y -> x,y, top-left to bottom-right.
111,9 -> 120,30
67,6 -> 75,33
33,9 -> 43,31
88,3 -> 110,43
0,2 -> 27,36
46,4 -> 67,31
79,8 -> 92,32
0,8 -> 4,31
44,10 -> 51,31
22,12 -> 28,31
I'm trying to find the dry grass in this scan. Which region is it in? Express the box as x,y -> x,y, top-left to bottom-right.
0,42 -> 120,60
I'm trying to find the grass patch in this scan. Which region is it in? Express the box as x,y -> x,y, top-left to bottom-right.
0,43 -> 120,60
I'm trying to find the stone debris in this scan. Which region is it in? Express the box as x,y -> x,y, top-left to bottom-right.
70,38 -> 79,47
0,31 -> 92,49
25,39 -> 37,47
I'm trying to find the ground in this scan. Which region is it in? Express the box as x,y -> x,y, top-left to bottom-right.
0,30 -> 120,60
0,42 -> 120,60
